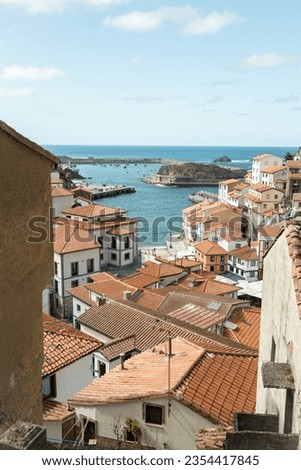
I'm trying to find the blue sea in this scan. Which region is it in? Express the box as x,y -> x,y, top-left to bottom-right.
45,145 -> 297,246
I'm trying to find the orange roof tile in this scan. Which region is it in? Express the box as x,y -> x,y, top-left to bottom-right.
253,153 -> 280,161
89,272 -> 117,282
245,194 -> 261,204
259,226 -> 283,238
165,303 -> 226,329
138,261 -> 185,278
285,222 -> 301,319
77,298 -> 255,355
234,182 -> 249,191
286,160 -> 301,168
132,290 -> 165,311
99,335 -> 136,361
67,285 -> 94,306
179,277 -> 241,295
43,313 -> 101,377
223,307 -> 261,349
196,425 -> 233,450
107,226 -> 136,236
53,224 -> 101,254
124,272 -> 160,289
261,165 -> 285,174
174,258 -> 202,269
69,338 -> 205,406
87,279 -> 138,300
175,352 -> 258,425
220,179 -> 240,185
43,400 -> 75,422
229,246 -> 258,260
51,185 -> 73,197
62,204 -> 126,218
194,240 -> 228,256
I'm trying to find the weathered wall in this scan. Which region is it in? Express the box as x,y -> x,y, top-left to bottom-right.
0,129 -> 54,426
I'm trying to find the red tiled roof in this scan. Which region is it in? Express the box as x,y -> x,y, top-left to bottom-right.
253,153 -> 280,161
69,338 -> 205,406
194,240 -> 228,256
43,313 -> 101,377
132,290 -> 165,311
77,299 -> 255,355
285,222 -> 301,319
175,352 -> 258,425
107,227 -> 136,236
53,224 -> 101,254
86,279 -> 138,301
223,308 -> 261,349
51,185 -> 73,197
261,165 -> 285,174
43,400 -> 76,422
229,246 -> 258,260
138,261 -> 185,278
62,204 -> 126,218
165,303 -> 226,330
196,425 -> 233,450
286,160 -> 301,168
124,272 -> 160,289
259,226 -> 283,238
99,336 -> 136,361
67,285 -> 94,306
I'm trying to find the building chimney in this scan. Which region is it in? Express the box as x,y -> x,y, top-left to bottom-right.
120,353 -> 125,370
123,290 -> 132,300
97,295 -> 107,306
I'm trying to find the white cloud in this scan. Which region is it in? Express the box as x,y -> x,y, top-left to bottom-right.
273,94 -> 299,103
240,52 -> 298,69
103,7 -> 241,34
0,86 -> 34,96
183,11 -> 242,35
125,93 -> 186,102
0,0 -> 126,14
131,55 -> 143,63
1,66 -> 66,80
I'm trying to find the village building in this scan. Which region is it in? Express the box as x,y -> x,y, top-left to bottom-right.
227,245 -> 259,281
218,179 -> 240,205
255,222 -> 301,443
285,159 -> 301,200
0,120 -> 60,427
42,313 -> 101,442
60,204 -> 139,270
194,240 -> 228,274
260,165 -> 287,189
51,184 -> 74,217
245,184 -> 284,229
251,154 -> 283,185
257,225 -> 283,276
68,337 -> 257,450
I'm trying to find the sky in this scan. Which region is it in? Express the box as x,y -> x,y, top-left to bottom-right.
0,0 -> 300,146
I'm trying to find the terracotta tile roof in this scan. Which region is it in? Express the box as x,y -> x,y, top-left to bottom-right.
53,224 -> 101,254
179,277 -> 241,296
51,185 -> 73,197
69,338 -> 205,406
89,272 -> 117,282
174,258 -> 202,269
158,291 -> 247,319
194,240 -> 228,256
87,279 -> 138,300
261,165 -> 285,174
132,290 -> 165,311
175,352 -> 258,425
286,160 -> 301,168
223,307 -> 261,349
62,204 -> 127,218
43,400 -> 75,422
137,261 -> 185,278
249,184 -> 273,193
123,272 -> 160,289
259,226 -> 283,238
234,182 -> 249,191
99,335 -> 136,361
253,153 -> 280,161
107,226 -> 136,236
182,201 -> 224,215
67,285 -> 94,306
227,191 -> 240,200
165,303 -> 226,329
196,425 -> 233,450
220,179 -> 240,185
229,245 -> 258,260
148,285 -> 191,296
77,299 -> 255,355
245,194 -> 261,204
43,313 -> 101,377
0,119 -> 60,165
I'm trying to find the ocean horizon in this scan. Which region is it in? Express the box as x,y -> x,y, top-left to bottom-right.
46,144 -> 297,246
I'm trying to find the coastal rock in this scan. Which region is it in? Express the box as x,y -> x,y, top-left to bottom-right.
212,156 -> 232,162
142,162 -> 246,187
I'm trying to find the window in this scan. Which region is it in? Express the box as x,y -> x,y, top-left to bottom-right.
111,253 -> 117,261
238,258 -> 241,264
76,304 -> 81,312
220,265 -> 224,271
275,194 -> 278,199
71,261 -> 78,276
220,255 -> 225,262
54,262 -> 58,275
270,337 -> 276,362
42,375 -> 56,399
125,236 -> 130,249
143,403 -> 165,425
263,204 -> 267,209
100,253 -> 104,260
87,258 -> 94,273
97,236 -> 103,244
71,280 -> 79,288
54,280 -> 59,293
235,244 -> 241,248
111,236 -> 117,249
250,261 -> 256,266
124,253 -> 130,261
229,255 -> 232,261
210,256 -> 215,262
266,194 -> 270,199
250,271 -> 255,277
210,266 -> 214,272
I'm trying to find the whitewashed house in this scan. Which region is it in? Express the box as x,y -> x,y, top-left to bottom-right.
51,184 -> 74,217
251,154 -> 283,185
228,245 -> 259,281
69,337 -> 257,449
